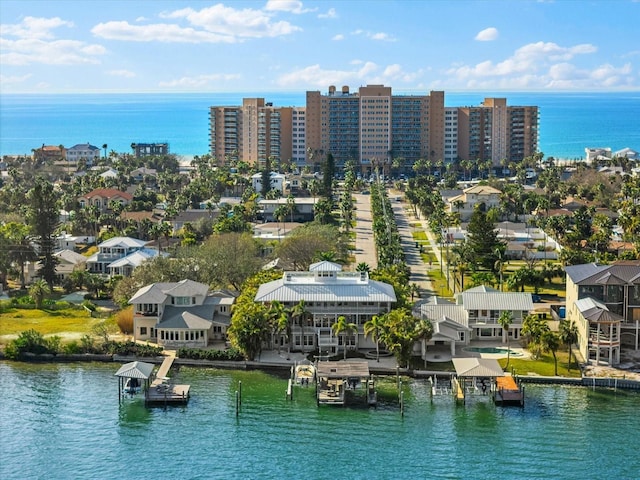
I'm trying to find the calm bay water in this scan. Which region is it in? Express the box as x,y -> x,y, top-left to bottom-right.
1,92 -> 639,160
1,361 -> 639,480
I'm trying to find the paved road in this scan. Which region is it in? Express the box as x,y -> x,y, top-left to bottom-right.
352,190 -> 438,299
352,193 -> 378,269
391,199 -> 436,297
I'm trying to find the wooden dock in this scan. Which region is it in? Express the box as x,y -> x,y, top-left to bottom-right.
146,355 -> 190,405
494,376 -> 524,407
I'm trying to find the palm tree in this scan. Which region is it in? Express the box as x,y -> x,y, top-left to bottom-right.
414,319 -> 434,368
267,301 -> 289,352
332,315 -> 357,359
29,279 -> 50,309
355,262 -> 370,273
542,330 -> 561,376
363,315 -> 385,362
498,311 -> 514,369
291,300 -> 310,352
559,320 -> 579,372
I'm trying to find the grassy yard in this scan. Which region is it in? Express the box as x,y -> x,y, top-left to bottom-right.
498,350 -> 581,378
0,307 -> 107,342
411,231 -> 428,241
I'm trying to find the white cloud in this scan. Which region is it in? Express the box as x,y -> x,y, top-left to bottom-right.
92,21 -> 237,43
349,29 -> 396,42
475,27 -> 498,41
161,4 -> 301,39
445,40 -> 634,89
0,73 -> 32,87
0,16 -> 73,40
264,0 -> 315,14
369,32 -> 396,42
158,73 -> 242,88
318,8 -> 337,19
277,62 -> 421,88
0,16 -> 105,65
1,38 -> 106,65
448,41 -> 597,79
107,69 -> 136,78
332,34 -> 345,41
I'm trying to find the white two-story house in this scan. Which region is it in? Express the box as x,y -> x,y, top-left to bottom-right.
254,261 -> 397,354
420,286 -> 534,354
130,279 -> 236,348
86,236 -> 159,276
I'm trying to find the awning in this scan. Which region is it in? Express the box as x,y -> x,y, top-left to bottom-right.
114,361 -> 155,379
452,358 -> 504,377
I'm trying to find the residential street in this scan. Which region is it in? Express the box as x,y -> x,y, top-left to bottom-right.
352,190 -> 437,299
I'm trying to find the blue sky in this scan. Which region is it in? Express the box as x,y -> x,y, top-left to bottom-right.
1,0 -> 639,93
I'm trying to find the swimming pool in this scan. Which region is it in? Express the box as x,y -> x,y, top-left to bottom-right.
464,347 -> 523,356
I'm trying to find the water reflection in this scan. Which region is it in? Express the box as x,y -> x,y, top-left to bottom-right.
118,399 -> 151,427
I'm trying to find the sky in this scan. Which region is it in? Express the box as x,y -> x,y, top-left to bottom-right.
1,0 -> 639,93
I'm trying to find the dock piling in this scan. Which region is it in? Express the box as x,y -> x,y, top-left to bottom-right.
235,390 -> 239,417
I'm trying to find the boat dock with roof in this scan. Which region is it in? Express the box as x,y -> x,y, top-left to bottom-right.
115,355 -> 190,406
316,361 -> 377,406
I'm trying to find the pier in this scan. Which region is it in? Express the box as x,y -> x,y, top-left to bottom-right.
114,355 -> 190,406
146,354 -> 190,405
316,361 -> 377,406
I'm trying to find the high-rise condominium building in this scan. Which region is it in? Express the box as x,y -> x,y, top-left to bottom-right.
209,86 -> 538,172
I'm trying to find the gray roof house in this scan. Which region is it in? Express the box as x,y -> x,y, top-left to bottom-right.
130,279 -> 236,347
565,261 -> 640,366
254,261 -> 396,354
419,285 -> 534,355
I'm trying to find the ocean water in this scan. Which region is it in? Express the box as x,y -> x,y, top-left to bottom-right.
1,92 -> 638,160
1,361 -> 639,480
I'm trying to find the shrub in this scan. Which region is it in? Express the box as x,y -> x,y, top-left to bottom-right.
82,300 -> 97,312
63,341 -> 82,354
4,329 -> 58,359
177,347 -> 244,361
114,307 -> 133,334
102,340 -> 162,357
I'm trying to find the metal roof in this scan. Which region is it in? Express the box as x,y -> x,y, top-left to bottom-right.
254,278 -> 396,303
309,260 -> 342,272
461,291 -> 533,311
316,361 -> 370,379
565,263 -> 640,285
453,358 -> 504,378
97,236 -> 147,248
421,304 -> 469,328
114,361 -> 155,379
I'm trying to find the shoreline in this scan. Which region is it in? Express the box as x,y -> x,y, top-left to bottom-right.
3,352 -> 640,391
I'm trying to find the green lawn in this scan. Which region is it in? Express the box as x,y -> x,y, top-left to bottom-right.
0,307 -> 105,341
498,350 -> 581,378
411,231 -> 428,241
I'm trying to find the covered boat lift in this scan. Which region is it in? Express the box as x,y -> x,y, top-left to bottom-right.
115,361 -> 154,402
452,358 -> 504,405
316,361 -> 376,406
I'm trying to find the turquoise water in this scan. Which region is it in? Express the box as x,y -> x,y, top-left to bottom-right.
1,92 -> 639,160
464,347 -> 523,356
1,362 -> 639,479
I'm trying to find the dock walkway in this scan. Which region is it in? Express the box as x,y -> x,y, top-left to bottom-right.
146,352 -> 190,405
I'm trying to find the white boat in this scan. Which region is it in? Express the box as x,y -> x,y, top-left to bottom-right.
294,363 -> 316,385
124,377 -> 142,395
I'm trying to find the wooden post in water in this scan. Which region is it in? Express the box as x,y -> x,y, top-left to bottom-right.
235,390 -> 239,417
118,378 -> 121,404
400,390 -> 404,417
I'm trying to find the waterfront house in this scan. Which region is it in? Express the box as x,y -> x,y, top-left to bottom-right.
130,280 -> 235,347
254,261 -> 396,354
565,262 -> 640,366
420,286 -> 534,346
